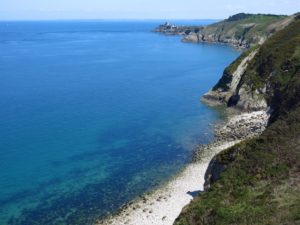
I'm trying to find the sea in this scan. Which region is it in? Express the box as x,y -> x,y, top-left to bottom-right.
0,20 -> 239,224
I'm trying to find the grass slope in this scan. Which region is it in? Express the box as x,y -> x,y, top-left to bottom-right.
175,15 -> 300,225
200,13 -> 292,46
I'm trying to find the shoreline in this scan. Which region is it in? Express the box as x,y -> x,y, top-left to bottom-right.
96,110 -> 269,225
153,23 -> 249,49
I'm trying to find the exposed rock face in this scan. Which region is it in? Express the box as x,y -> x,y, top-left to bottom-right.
183,33 -> 251,48
182,33 -> 199,42
175,15 -> 300,225
182,29 -> 252,48
202,48 -> 268,111
154,14 -> 295,49
230,85 -> 268,111
204,157 -> 225,190
192,111 -> 269,189
202,13 -> 299,112
204,112 -> 269,191
193,111 -> 269,162
182,13 -> 294,48
229,51 -> 257,91
201,13 -> 300,191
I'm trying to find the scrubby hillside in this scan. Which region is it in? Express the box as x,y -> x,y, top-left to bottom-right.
174,14 -> 300,225
203,14 -> 300,111
183,13 -> 294,48
175,107 -> 300,225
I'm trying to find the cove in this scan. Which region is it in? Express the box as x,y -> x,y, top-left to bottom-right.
0,20 -> 239,224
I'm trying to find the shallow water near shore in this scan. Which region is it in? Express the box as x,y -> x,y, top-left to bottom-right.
0,20 -> 239,224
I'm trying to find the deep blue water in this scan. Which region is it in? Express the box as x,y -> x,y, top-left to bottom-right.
0,20 -> 239,224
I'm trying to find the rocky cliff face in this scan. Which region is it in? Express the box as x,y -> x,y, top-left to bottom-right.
201,111 -> 269,190
202,47 -> 268,111
175,14 -> 300,225
183,13 -> 294,48
155,15 -> 297,112
202,11 -> 300,200
202,13 -> 300,112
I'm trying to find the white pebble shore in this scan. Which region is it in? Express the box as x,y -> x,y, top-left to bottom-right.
97,111 -> 269,225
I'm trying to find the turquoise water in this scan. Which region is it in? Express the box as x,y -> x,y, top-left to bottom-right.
0,20 -> 239,224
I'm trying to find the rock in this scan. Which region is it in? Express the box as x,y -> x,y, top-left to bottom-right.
182,33 -> 199,42
193,111 -> 269,162
202,49 -> 263,112
204,156 -> 226,190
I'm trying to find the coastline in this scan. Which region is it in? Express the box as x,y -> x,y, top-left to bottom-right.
96,110 -> 269,225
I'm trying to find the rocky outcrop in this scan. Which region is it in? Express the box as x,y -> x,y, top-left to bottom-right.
204,157 -> 226,190
193,111 -> 269,162
153,22 -> 203,35
202,48 -> 268,111
200,111 -> 269,190
200,12 -> 300,200
154,14 -> 295,49
202,13 -> 300,112
175,14 -> 300,225
182,33 -> 200,42
182,27 -> 256,48
183,32 -> 251,48
229,84 -> 268,111
182,13 -> 294,48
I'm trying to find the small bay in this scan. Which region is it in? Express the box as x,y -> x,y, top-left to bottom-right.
0,20 -> 239,224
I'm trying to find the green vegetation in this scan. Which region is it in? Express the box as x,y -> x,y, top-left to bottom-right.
175,107 -> 300,225
175,15 -> 300,225
200,13 -> 291,46
225,13 -> 286,22
241,17 -> 300,99
225,13 -> 254,22
212,46 -> 259,92
226,46 -> 259,74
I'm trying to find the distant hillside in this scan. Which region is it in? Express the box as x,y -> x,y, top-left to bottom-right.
183,13 -> 294,48
153,22 -> 204,35
175,14 -> 300,225
203,13 -> 300,112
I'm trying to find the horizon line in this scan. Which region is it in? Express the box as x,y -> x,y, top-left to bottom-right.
0,18 -> 222,22
1,11 -> 296,22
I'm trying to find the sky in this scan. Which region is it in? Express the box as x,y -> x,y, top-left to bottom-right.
0,0 -> 299,20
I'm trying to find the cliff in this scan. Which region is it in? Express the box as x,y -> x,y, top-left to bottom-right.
203,13 -> 300,112
183,13 -> 294,48
174,14 -> 300,225
202,47 -> 264,111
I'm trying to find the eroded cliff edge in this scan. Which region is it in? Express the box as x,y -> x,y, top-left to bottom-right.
175,13 -> 300,225
183,13 -> 295,48
155,13 -> 295,49
202,13 -> 299,112
202,47 -> 265,111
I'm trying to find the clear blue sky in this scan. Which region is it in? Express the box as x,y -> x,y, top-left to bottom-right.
0,0 -> 299,20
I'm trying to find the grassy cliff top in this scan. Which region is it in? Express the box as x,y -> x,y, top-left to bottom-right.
212,13 -> 300,93
240,14 -> 300,111
200,13 -> 295,45
175,15 -> 300,225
